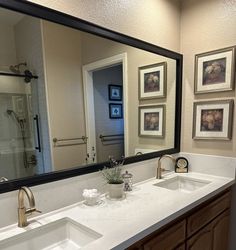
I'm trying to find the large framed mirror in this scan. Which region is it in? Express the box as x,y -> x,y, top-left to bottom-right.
0,0 -> 182,193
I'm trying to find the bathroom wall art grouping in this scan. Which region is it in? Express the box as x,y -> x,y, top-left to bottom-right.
108,84 -> 123,119
138,62 -> 167,138
192,46 -> 235,140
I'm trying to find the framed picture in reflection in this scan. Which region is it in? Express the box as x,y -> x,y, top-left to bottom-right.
108,84 -> 122,101
192,99 -> 234,140
139,105 -> 165,138
109,103 -> 123,119
194,46 -> 235,94
139,62 -> 167,100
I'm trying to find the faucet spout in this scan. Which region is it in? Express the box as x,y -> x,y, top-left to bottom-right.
157,154 -> 176,179
18,186 -> 35,209
18,186 -> 41,227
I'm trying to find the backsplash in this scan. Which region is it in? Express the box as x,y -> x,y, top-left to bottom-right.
0,152 -> 235,229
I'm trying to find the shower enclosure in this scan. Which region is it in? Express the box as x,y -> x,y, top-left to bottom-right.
0,64 -> 44,180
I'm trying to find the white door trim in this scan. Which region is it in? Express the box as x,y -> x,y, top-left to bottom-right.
82,53 -> 128,163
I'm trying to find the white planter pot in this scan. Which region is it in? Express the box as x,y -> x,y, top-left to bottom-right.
108,183 -> 124,199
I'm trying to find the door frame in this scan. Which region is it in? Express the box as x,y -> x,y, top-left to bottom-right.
82,53 -> 128,163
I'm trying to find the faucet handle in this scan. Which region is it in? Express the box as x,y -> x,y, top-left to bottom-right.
35,209 -> 42,214
161,168 -> 172,172
26,207 -> 42,215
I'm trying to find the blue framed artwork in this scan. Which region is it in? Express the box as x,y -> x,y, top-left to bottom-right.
109,103 -> 123,119
108,84 -> 122,101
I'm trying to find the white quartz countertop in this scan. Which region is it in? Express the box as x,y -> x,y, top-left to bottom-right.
0,172 -> 235,250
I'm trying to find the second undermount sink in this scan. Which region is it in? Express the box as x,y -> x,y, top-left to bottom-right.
0,217 -> 102,250
154,176 -> 211,193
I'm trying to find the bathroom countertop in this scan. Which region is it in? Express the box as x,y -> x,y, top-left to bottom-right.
0,172 -> 235,250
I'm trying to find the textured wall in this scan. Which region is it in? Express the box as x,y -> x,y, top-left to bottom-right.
180,0 -> 236,157
27,0 -> 181,52
27,0 -> 236,156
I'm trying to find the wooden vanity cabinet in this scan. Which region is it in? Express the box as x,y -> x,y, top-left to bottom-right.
142,220 -> 186,250
187,209 -> 230,250
127,189 -> 231,250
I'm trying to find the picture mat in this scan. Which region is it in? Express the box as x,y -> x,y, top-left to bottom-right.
195,103 -> 229,138
196,50 -> 232,92
140,107 -> 163,136
140,65 -> 164,98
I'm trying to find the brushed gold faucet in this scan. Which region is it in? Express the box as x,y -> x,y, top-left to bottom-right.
157,154 -> 176,179
18,186 -> 41,227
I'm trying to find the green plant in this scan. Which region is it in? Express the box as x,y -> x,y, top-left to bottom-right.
101,157 -> 124,184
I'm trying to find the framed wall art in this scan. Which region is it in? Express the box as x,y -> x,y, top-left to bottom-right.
109,103 -> 123,119
108,84 -> 122,101
192,99 -> 234,140
139,62 -> 167,100
139,105 -> 165,138
194,46 -> 235,94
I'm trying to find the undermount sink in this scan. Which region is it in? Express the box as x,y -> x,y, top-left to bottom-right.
0,217 -> 102,250
154,176 -> 211,193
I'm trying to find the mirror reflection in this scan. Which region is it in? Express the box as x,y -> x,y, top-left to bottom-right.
0,7 -> 176,181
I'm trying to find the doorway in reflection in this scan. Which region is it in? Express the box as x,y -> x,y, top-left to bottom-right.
93,64 -> 124,162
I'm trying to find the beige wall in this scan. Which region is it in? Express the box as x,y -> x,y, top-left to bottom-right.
180,0 -> 236,157
26,0 -> 180,160
0,23 -> 17,69
42,21 -> 87,170
27,0 -> 236,158
27,0 -> 181,52
0,23 -> 25,94
81,32 -> 176,155
42,23 -> 176,165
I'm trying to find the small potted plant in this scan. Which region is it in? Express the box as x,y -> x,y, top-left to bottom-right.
101,157 -> 124,199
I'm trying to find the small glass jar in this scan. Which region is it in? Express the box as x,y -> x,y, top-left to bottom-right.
122,171 -> 133,191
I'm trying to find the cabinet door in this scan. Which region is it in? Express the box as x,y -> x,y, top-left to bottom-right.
187,191 -> 231,237
186,222 -> 212,250
143,220 -> 186,250
212,209 -> 230,250
187,209 -> 230,250
175,244 -> 185,250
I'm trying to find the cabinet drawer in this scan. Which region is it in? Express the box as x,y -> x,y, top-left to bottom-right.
143,220 -> 186,250
187,191 -> 231,237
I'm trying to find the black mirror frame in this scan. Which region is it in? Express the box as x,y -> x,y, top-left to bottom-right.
0,0 -> 182,194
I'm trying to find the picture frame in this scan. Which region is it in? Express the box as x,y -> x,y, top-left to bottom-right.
192,99 -> 234,140
109,103 -> 123,119
139,105 -> 165,138
139,62 -> 167,100
194,46 -> 236,94
108,84 -> 122,101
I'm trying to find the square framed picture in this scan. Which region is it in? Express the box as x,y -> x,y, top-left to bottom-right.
139,105 -> 165,138
109,103 -> 123,119
139,62 -> 167,100
194,46 -> 235,94
192,99 -> 234,140
108,84 -> 122,101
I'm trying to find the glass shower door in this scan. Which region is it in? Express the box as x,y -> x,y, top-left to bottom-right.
0,75 -> 44,180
